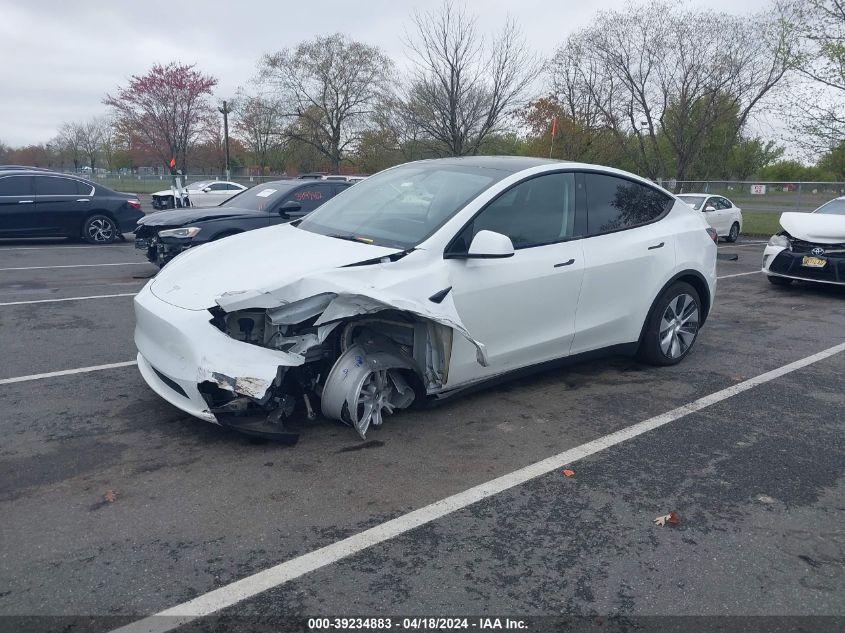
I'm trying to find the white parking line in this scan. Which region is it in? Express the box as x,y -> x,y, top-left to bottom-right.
718,270 -> 762,280
0,244 -> 133,252
111,341 -> 845,633
0,292 -> 138,307
0,262 -> 148,272
0,361 -> 137,386
718,241 -> 768,248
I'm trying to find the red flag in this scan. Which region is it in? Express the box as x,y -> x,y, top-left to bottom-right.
550,116 -> 557,137
169,157 -> 176,168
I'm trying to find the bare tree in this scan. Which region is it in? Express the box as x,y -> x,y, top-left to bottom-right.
550,0 -> 796,180
260,33 -> 393,172
788,0 -> 845,153
403,0 -> 540,157
233,93 -> 286,172
78,118 -> 105,173
57,122 -> 85,171
104,62 -> 218,172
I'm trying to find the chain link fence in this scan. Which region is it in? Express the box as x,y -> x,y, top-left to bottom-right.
660,181 -> 845,214
74,172 -> 845,213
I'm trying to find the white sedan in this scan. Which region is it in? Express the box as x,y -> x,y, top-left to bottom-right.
134,157 -> 717,443
762,196 -> 845,286
677,194 -> 743,242
150,180 -> 247,210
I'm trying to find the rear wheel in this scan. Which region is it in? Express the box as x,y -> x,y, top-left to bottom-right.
727,222 -> 739,242
638,282 -> 701,366
82,214 -> 119,244
767,275 -> 793,286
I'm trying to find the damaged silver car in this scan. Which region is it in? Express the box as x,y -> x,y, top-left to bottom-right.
134,157 -> 717,442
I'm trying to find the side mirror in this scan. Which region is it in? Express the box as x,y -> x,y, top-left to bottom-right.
466,230 -> 514,259
202,187 -> 212,193
278,200 -> 302,218
704,205 -> 716,212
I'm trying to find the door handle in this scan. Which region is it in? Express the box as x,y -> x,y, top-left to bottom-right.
554,259 -> 575,267
18,200 -> 34,204
76,198 -> 90,202
648,242 -> 665,250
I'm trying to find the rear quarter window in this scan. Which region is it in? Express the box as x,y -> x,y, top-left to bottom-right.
585,173 -> 673,235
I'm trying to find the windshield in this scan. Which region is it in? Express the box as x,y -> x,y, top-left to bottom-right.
220,181 -> 297,211
677,195 -> 707,210
297,164 -> 508,248
187,180 -> 214,190
814,199 -> 845,215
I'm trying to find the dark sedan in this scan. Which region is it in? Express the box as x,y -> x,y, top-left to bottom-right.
135,178 -> 350,266
0,169 -> 143,243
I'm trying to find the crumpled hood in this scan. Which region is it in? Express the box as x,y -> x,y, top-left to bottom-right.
138,205 -> 258,226
150,223 -> 401,310
780,211 -> 845,244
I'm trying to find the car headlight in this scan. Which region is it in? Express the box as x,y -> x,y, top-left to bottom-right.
158,227 -> 201,239
768,234 -> 789,249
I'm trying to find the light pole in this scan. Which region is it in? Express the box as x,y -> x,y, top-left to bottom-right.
219,100 -> 232,180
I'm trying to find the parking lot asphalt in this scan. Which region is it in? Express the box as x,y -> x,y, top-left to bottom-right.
0,238 -> 842,632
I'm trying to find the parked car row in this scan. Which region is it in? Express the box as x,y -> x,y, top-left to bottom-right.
4,161 -> 842,445
136,178 -> 352,266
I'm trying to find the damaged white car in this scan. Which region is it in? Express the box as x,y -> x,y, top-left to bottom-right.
134,157 -> 717,442
763,198 -> 845,287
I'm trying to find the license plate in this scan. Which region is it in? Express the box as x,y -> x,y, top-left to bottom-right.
135,238 -> 150,250
802,255 -> 827,268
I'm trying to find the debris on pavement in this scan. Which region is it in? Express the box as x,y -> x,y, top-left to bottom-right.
562,469 -> 575,477
654,511 -> 681,526
103,490 -> 118,503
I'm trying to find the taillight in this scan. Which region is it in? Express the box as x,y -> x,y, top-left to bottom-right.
127,199 -> 141,210
706,228 -> 718,243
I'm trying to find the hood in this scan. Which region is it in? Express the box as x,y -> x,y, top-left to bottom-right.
780,211 -> 845,244
138,205 -> 258,226
150,223 -> 402,310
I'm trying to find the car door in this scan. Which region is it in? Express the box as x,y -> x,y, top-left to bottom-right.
270,182 -> 336,225
570,172 -> 676,355
699,196 -> 719,232
718,196 -> 737,233
0,175 -> 37,235
35,175 -> 91,236
204,182 -> 235,206
445,171 -> 585,385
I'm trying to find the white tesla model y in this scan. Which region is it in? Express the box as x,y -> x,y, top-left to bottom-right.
134,157 -> 718,441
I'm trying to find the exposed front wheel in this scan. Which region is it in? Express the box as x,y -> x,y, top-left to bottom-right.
638,282 -> 701,366
727,223 -> 739,242
82,215 -> 119,244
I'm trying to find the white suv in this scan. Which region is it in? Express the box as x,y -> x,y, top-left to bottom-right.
134,157 -> 718,441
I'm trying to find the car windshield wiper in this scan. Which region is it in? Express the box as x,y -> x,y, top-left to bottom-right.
327,233 -> 376,245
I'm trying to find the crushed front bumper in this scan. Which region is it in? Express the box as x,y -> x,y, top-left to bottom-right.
763,244 -> 845,285
133,283 -> 304,423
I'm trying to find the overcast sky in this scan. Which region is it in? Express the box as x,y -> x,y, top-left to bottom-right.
0,0 -> 774,147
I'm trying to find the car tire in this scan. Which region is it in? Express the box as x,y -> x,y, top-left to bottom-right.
767,275 -> 793,286
82,214 -> 119,244
637,281 -> 702,366
727,222 -> 739,242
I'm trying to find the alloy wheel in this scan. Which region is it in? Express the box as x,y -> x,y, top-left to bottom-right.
87,218 -> 116,242
658,293 -> 699,359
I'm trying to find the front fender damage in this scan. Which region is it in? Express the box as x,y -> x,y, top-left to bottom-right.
203,258 -> 486,440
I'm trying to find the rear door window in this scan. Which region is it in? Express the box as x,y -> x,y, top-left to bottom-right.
584,173 -> 672,235
0,175 -> 35,196
36,176 -> 82,195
